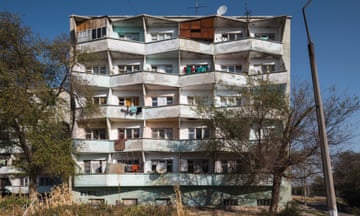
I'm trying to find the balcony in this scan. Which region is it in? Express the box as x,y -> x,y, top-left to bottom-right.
123,139 -> 207,152
144,105 -> 198,119
214,38 -> 283,55
73,139 -> 115,153
73,173 -> 271,187
0,166 -> 22,175
145,39 -> 180,55
75,105 -> 143,120
77,38 -> 145,55
110,72 -> 179,87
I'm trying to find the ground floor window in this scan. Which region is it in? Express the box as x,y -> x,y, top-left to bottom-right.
223,199 -> 238,206
122,198 -> 138,206
155,198 -> 171,206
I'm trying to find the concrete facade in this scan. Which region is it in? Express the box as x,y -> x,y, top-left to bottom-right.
70,14 -> 291,207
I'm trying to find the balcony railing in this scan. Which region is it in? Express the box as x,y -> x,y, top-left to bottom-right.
73,173 -> 271,187
76,37 -> 283,57
73,139 -> 210,153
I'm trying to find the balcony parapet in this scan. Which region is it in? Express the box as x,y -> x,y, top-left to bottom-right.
73,139 -> 211,153
0,166 -> 22,175
73,173 -> 272,187
76,37 -> 283,57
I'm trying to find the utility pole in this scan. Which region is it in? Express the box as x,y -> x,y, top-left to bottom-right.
302,1 -> 338,216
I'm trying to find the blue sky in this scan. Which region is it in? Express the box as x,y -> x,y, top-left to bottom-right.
1,0 -> 360,151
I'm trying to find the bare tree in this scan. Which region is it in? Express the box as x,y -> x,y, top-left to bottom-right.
199,78 -> 360,213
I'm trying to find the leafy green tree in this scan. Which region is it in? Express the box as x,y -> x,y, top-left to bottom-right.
333,151 -> 360,208
0,12 -> 88,200
199,78 -> 359,213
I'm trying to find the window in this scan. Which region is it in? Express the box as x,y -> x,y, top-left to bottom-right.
184,159 -> 209,173
221,32 -> 243,41
117,160 -> 140,173
188,128 -> 209,139
151,32 -> 173,41
155,198 -> 171,206
118,32 -> 140,41
118,64 -> 141,74
91,27 -> 106,40
118,128 -> 140,139
220,65 -> 242,73
187,96 -> 211,106
257,199 -> 272,206
220,96 -> 242,107
77,27 -> 106,42
214,160 -> 243,173
121,199 -> 138,206
85,128 -> 106,140
118,97 -> 140,106
151,65 -> 173,73
151,96 -> 174,106
254,33 -> 275,40
151,128 -> 173,139
253,64 -> 275,74
151,159 -> 173,173
152,97 -> 158,107
92,65 -> 107,75
166,96 -> 173,105
184,64 -> 209,74
84,160 -> 91,174
223,199 -> 238,206
93,96 -> 107,105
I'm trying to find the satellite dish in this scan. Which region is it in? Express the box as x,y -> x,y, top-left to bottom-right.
217,5 -> 227,16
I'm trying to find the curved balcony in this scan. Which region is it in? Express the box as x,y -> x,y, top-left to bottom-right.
74,173 -> 272,187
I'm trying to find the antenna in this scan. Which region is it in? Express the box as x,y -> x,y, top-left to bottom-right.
216,5 -> 228,16
244,0 -> 252,21
187,0 -> 207,15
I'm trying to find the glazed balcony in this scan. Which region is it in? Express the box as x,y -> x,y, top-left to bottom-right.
74,173 -> 272,187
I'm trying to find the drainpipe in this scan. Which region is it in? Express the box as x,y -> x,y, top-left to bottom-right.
303,1 -> 337,216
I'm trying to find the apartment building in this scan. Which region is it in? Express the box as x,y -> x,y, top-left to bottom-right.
70,14 -> 291,207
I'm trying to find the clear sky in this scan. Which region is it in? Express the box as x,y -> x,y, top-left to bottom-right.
1,0 -> 360,151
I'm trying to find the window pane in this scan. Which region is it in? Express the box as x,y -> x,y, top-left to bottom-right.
133,128 -> 140,138
166,96 -> 173,105
101,27 -> 106,37
152,97 -> 158,107
151,129 -> 158,138
119,97 -> 125,106
196,128 -> 202,139
126,129 -> 132,139
188,128 -> 195,139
